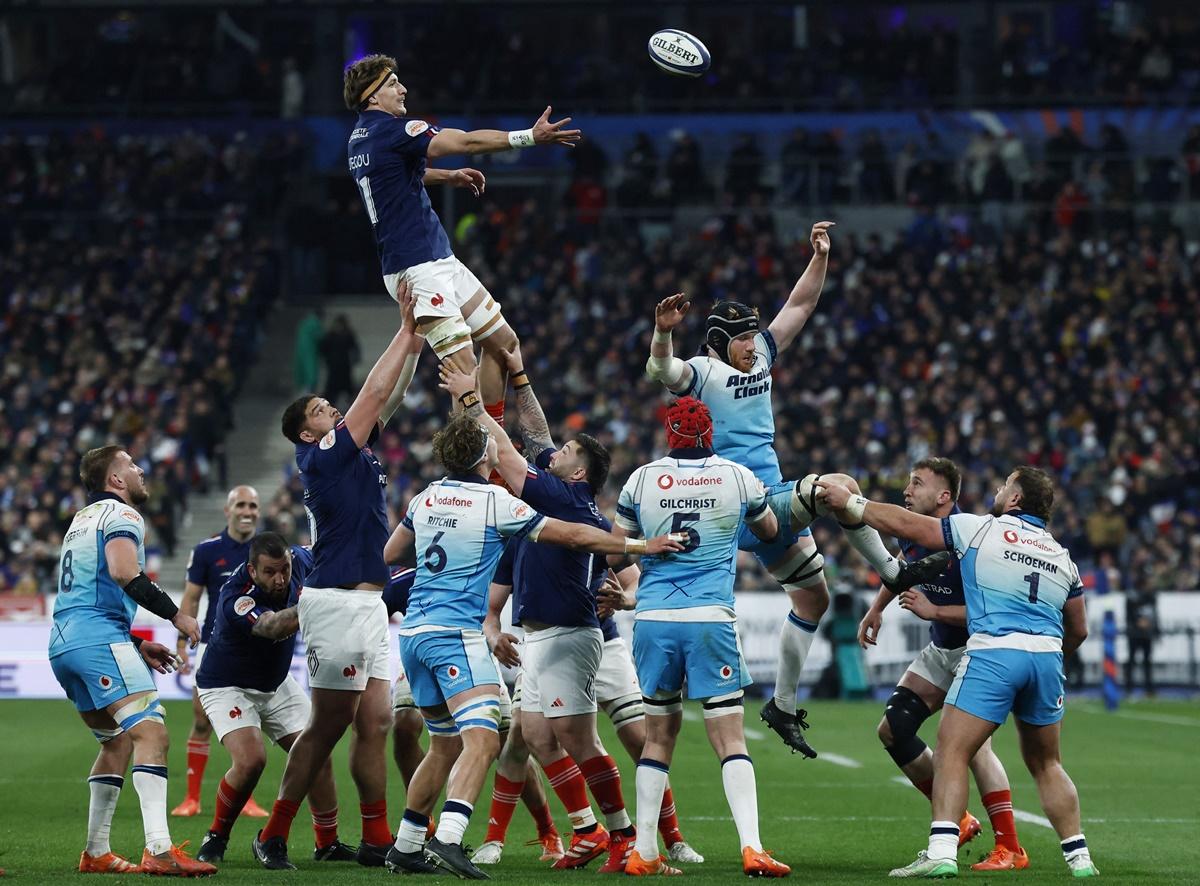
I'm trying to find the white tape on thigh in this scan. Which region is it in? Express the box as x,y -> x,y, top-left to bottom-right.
425,315 -> 473,359
464,297 -> 503,339
702,689 -> 744,719
602,692 -> 645,730
770,536 -> 826,590
451,693 -> 502,733
643,689 -> 683,716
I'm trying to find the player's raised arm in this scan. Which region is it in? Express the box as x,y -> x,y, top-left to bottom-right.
384,521 -> 416,565
427,106 -> 581,159
815,478 -> 946,551
176,579 -> 205,672
645,293 -> 696,393
765,221 -> 834,354
533,517 -> 687,558
499,343 -> 555,453
438,362 -> 531,495
107,536 -> 200,645
346,282 -> 425,441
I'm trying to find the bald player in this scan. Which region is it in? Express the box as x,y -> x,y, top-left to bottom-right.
172,485 -> 268,818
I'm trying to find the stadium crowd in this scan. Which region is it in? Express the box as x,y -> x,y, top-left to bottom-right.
5,5 -> 1197,115
267,203 -> 1200,596
0,131 -> 285,593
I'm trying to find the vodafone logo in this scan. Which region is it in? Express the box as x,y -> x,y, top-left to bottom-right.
447,665 -> 461,679
98,675 -> 113,690
657,475 -> 674,489
675,476 -> 723,487
1003,530 -> 1019,544
719,665 -> 733,679
428,493 -> 473,508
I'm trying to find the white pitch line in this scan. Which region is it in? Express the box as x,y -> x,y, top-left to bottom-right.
817,752 -> 862,769
1074,705 -> 1200,727
891,773 -> 1054,829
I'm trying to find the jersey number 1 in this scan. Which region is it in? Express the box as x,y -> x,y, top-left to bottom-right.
1023,571 -> 1040,603
357,177 -> 379,226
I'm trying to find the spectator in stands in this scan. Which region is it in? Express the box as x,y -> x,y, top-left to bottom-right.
319,314 -> 361,408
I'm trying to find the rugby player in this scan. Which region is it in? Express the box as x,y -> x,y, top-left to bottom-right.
859,458 -> 1026,870
172,485 -> 268,820
255,285 -> 424,870
195,533 -> 355,865
645,222 -> 948,756
343,53 -> 579,428
817,468 -> 1098,879
380,393 -> 685,878
387,563 -> 561,858
611,398 -> 789,877
49,446 -> 214,876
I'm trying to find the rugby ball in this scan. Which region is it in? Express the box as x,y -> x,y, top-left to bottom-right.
647,29 -> 711,78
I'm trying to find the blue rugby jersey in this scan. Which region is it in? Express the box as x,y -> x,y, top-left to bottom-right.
296,420 -> 389,588
50,493 -> 146,656
186,529 -> 254,642
383,566 -> 416,618
348,111 -> 453,274
899,505 -> 968,649
196,545 -> 313,693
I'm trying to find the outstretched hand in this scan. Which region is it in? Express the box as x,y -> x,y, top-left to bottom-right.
810,220 -> 835,256
450,168 -> 486,196
438,361 -> 477,400
655,293 -> 691,332
140,641 -> 180,675
596,570 -> 635,619
532,106 -> 582,148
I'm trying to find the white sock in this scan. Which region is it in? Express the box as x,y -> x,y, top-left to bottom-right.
720,755 -> 761,852
394,810 -> 428,853
635,760 -> 669,860
435,799 -> 473,846
1061,833 -> 1090,862
86,774 -> 124,856
131,765 -> 171,855
927,821 -> 959,862
841,522 -> 901,581
773,612 -> 818,715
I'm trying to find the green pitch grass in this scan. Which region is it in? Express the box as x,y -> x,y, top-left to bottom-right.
1,697 -> 1197,883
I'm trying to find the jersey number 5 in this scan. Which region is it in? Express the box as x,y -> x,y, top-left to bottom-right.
425,531 -> 448,574
670,513 -> 701,552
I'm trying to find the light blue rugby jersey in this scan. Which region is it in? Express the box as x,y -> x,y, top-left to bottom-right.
615,450 -> 769,612
943,510 -> 1083,645
49,494 -> 146,655
401,476 -> 546,632
672,331 -> 781,486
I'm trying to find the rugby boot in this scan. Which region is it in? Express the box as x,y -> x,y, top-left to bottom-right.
78,851 -> 140,873
759,699 -> 818,758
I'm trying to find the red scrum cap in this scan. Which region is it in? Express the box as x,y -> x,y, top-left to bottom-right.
665,397 -> 714,450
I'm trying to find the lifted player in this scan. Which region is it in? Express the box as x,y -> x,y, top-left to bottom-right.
646,222 -> 945,755
196,533 -> 355,864
173,484 -> 268,820
859,458 -> 1026,870
343,53 -> 579,427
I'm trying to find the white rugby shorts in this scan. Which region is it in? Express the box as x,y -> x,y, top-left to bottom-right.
520,626 -> 602,718
384,256 -> 502,336
299,588 -> 390,691
199,674 -> 310,744
905,642 -> 967,693
391,662 -> 415,711
594,636 -> 641,703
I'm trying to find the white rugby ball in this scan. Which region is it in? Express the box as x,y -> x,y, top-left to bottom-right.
647,29 -> 711,78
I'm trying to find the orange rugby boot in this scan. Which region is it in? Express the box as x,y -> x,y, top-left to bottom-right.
527,832 -> 565,861
598,831 -> 636,873
625,849 -> 682,876
742,847 -> 791,878
971,845 -> 1030,871
78,851 -> 140,873
241,795 -> 269,818
551,825 -> 609,869
958,812 -> 983,847
139,843 -> 217,877
169,797 -> 201,817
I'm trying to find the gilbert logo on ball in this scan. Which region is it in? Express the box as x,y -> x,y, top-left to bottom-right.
647,29 -> 711,77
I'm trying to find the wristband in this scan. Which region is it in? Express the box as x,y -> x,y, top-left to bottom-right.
122,572 -> 179,621
844,494 -> 869,523
131,635 -> 145,650
511,372 -> 530,389
624,537 -> 647,555
507,128 -> 535,148
652,328 -> 673,345
459,391 -> 481,409
177,634 -> 190,643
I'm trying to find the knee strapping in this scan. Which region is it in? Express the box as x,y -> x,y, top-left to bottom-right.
770,547 -> 826,590
112,695 -> 164,732
702,691 -> 744,719
451,694 -> 502,733
884,686 -> 932,767
643,691 -> 682,717
792,474 -> 830,527
91,726 -> 124,744
464,298 -> 504,340
425,315 -> 473,359
602,693 -> 645,731
425,713 -> 459,736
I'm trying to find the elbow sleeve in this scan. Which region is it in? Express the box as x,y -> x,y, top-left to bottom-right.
645,353 -> 686,387
123,572 -> 179,621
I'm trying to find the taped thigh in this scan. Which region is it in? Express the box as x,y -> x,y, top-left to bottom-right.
769,534 -> 826,590
112,694 -> 165,731
601,691 -> 644,731
642,688 -> 682,717
450,693 -> 502,734
425,315 -> 473,359
464,296 -> 505,342
702,689 -> 744,719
